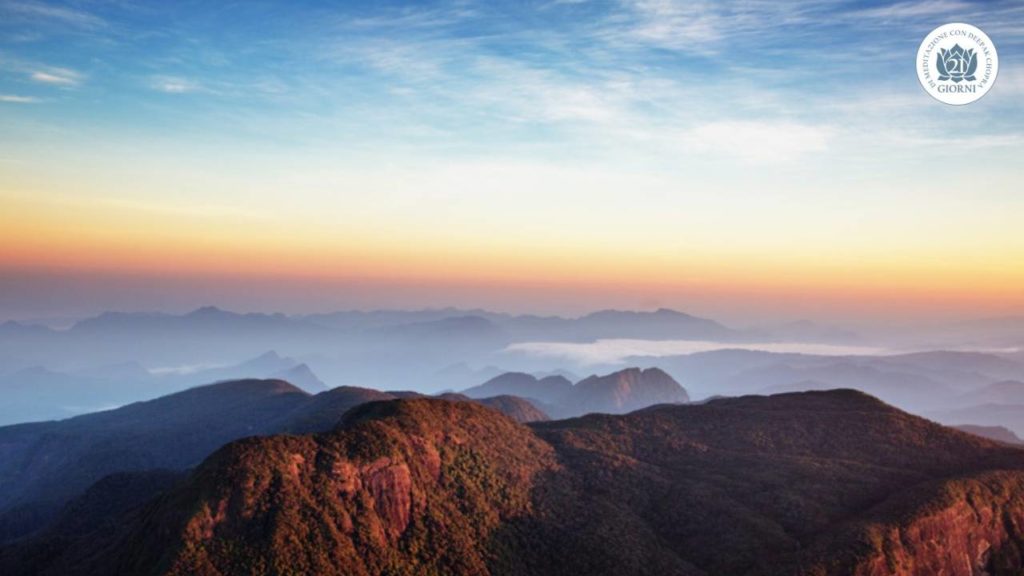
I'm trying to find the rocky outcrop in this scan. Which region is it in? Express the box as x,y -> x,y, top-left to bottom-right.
119,399 -> 554,576
777,472 -> 1024,576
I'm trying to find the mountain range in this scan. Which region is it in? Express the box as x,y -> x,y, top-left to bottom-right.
635,348 -> 1024,418
0,367 -> 687,543
3,388 -> 1023,575
3,306 -> 1022,431
0,306 -> 747,418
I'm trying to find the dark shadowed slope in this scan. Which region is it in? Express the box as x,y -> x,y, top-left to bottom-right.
8,390 -> 1024,576
0,379 -> 310,527
0,378 -> 557,543
271,363 -> 328,393
0,469 -> 185,573
279,386 -> 398,434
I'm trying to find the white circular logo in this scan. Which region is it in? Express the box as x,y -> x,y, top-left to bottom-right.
917,23 -> 998,105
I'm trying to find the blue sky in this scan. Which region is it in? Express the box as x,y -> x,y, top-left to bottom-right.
2,0 -> 1022,162
0,1 -> 1022,322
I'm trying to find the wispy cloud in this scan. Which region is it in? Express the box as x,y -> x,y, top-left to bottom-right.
600,0 -> 836,54
30,67 -> 81,86
620,0 -> 722,48
0,94 -> 40,103
506,339 -> 886,365
2,0 -> 106,29
149,76 -> 202,94
854,0 -> 970,20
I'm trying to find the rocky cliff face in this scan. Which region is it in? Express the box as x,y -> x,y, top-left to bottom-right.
780,471 -> 1024,576
114,399 -> 556,576
0,379 -> 554,543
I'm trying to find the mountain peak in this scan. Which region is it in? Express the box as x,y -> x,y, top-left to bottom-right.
653,307 -> 693,318
273,363 -> 328,393
568,367 -> 689,416
462,371 -> 572,404
187,305 -> 228,317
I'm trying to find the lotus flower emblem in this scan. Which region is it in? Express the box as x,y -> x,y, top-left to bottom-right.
936,43 -> 977,83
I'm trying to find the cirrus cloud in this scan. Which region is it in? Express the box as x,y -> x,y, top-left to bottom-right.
30,67 -> 81,86
0,94 -> 40,103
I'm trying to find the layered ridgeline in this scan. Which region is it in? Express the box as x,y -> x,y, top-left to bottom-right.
0,367 -> 685,542
0,376 -> 560,543
4,390 -> 1024,575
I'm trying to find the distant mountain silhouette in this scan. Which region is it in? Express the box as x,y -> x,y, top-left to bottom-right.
0,321 -> 55,338
380,315 -> 504,340
7,390 -> 1024,575
954,424 -> 1023,445
884,351 -> 1024,381
270,363 -> 328,393
463,368 -> 689,418
959,380 -> 1024,405
639,348 -> 1024,414
69,306 -> 321,336
0,305 -> 757,410
566,367 -> 688,416
302,306 -> 741,342
463,372 -> 573,404
570,308 -> 738,340
930,403 -> 1024,437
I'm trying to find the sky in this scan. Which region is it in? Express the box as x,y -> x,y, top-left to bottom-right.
0,0 -> 1023,324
